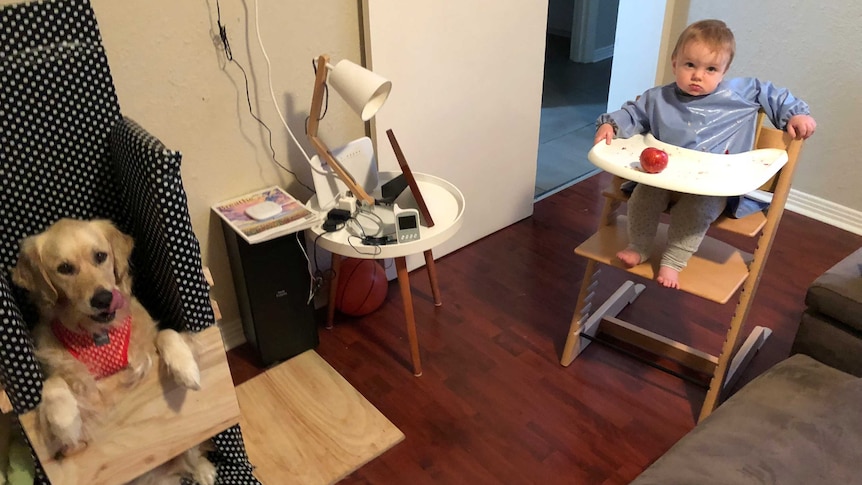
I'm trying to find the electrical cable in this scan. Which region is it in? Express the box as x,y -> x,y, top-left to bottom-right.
214,0 -> 314,193
252,0 -> 314,164
295,231 -> 323,304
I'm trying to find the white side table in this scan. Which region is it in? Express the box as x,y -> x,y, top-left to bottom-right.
307,172 -> 465,376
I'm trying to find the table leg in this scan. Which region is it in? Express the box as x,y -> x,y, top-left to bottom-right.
395,256 -> 422,376
326,253 -> 342,329
423,249 -> 442,306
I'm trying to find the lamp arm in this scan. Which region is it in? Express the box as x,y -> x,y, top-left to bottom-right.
307,54 -> 329,139
307,54 -> 375,206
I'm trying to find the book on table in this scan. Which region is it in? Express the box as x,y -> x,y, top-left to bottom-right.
213,186 -> 321,244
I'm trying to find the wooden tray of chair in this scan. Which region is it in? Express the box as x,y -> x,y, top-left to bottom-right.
14,326 -> 239,484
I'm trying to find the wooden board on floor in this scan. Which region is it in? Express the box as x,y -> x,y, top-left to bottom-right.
237,350 -> 404,485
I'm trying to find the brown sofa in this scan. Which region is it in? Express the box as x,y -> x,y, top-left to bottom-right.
631,247 -> 862,485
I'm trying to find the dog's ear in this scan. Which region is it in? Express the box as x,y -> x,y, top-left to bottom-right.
93,220 -> 134,288
10,234 -> 58,305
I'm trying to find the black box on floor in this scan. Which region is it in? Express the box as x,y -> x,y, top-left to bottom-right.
222,222 -> 319,366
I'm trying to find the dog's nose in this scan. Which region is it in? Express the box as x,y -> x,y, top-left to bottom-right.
90,289 -> 114,310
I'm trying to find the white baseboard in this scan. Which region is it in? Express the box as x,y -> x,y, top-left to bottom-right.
786,189 -> 862,236
217,318 -> 246,350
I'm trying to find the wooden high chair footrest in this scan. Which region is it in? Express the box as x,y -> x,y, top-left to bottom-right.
20,326 -> 240,485
575,216 -> 751,304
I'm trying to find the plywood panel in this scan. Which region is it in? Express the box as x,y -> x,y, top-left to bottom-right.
21,326 -> 240,484
237,351 -> 403,484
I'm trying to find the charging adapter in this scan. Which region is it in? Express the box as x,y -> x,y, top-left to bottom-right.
362,235 -> 396,246
322,219 -> 342,232
335,196 -> 357,215
327,208 -> 351,222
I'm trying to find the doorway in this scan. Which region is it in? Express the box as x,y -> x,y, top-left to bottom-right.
535,0 -> 618,201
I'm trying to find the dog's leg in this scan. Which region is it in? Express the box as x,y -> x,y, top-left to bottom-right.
156,329 -> 201,390
186,446 -> 217,485
41,376 -> 86,456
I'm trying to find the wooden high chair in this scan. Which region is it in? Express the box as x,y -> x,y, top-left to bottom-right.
560,112 -> 805,421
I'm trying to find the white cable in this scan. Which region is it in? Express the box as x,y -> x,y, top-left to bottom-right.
295,231 -> 319,305
253,0 -> 312,164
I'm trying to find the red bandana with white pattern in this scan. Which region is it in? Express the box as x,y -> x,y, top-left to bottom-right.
51,316 -> 132,379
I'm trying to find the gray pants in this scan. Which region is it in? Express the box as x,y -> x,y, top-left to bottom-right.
626,184 -> 727,271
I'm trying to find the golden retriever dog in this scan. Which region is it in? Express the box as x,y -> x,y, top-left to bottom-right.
11,218 -> 215,485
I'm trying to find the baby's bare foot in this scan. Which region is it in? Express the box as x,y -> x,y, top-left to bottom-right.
656,266 -> 680,289
616,248 -> 643,268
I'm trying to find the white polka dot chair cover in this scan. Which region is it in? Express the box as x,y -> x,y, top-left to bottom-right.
0,0 -> 258,483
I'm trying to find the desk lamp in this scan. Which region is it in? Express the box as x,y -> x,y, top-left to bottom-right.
307,54 -> 391,206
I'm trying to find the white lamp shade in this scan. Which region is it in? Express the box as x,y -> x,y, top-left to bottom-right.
328,59 -> 392,121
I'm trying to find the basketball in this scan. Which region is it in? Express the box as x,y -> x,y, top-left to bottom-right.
335,258 -> 389,316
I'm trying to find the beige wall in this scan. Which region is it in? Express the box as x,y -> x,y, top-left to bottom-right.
0,0 -> 365,344
100,0 -> 365,345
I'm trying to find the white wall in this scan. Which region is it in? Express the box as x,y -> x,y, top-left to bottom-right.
363,1 -> 548,269
606,0 -> 667,112
682,1 -> 862,230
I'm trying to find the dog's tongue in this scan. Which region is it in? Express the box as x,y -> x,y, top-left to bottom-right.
108,290 -> 126,313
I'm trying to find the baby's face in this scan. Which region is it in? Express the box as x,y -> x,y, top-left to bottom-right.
672,40 -> 729,96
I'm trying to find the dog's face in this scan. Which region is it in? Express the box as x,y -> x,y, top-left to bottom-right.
11,219 -> 134,331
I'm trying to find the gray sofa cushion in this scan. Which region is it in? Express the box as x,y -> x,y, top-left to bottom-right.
805,247 -> 862,333
631,354 -> 861,485
792,310 -> 862,377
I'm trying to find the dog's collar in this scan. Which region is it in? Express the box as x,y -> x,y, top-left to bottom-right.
50,315 -> 133,379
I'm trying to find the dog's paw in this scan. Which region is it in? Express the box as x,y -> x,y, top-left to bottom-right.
193,458 -> 218,485
42,378 -> 84,454
156,330 -> 201,390
58,440 -> 88,458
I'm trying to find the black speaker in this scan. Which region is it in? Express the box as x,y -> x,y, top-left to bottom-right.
222,223 -> 319,366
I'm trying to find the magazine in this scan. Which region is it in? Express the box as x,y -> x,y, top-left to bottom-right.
212,186 -> 321,244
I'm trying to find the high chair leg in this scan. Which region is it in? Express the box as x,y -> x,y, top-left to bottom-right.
561,265 -> 645,366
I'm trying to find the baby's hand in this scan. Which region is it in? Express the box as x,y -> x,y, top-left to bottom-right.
594,123 -> 615,145
786,114 -> 816,140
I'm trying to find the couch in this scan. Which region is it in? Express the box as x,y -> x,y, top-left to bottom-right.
630,247 -> 862,485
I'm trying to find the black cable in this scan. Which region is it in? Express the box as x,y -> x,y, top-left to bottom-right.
214,0 -> 315,194
311,232 -> 336,287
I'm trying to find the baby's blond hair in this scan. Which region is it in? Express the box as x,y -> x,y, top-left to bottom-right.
671,19 -> 736,70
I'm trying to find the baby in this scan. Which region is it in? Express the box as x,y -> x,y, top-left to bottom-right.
594,19 -> 816,289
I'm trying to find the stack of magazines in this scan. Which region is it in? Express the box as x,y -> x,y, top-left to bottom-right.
212,186 -> 321,244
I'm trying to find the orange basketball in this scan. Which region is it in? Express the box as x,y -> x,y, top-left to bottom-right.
335,258 -> 388,316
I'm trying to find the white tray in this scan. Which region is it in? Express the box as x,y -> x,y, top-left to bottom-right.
587,134 -> 788,196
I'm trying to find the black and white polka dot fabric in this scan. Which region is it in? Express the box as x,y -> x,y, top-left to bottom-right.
0,0 -> 258,482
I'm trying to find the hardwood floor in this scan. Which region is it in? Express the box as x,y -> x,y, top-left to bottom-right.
228,172 -> 862,484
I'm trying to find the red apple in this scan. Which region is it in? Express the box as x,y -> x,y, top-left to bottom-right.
640,147 -> 669,173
